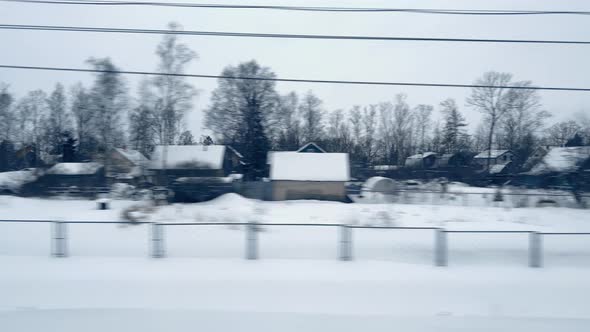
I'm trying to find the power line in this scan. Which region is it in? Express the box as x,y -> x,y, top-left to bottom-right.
1,24 -> 590,45
3,0 -> 590,16
1,64 -> 589,92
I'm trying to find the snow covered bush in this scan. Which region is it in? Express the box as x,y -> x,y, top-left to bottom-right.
110,183 -> 136,199
120,204 -> 156,223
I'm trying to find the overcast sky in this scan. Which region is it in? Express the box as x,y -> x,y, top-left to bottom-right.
1,0 -> 590,137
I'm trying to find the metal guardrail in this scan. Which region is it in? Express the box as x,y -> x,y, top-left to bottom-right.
1,219 -> 590,268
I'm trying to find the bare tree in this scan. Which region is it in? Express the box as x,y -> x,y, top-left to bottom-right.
0,83 -> 15,141
44,83 -> 71,155
377,102 -> 395,164
299,90 -> 324,143
129,80 -> 157,157
273,92 -> 301,150
349,105 -> 363,162
152,22 -> 198,145
392,94 -> 414,163
498,81 -> 550,152
414,104 -> 433,152
70,83 -> 95,159
325,109 -> 352,152
545,121 -> 581,147
361,104 -> 378,163
16,90 -> 48,162
87,57 -> 128,164
467,72 -> 514,171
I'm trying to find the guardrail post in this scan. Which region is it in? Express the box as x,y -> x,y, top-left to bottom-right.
51,221 -> 68,257
529,232 -> 542,268
435,228 -> 447,267
246,222 -> 258,260
151,223 -> 165,258
339,225 -> 352,261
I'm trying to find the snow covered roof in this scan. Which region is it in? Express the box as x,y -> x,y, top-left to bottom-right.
489,162 -> 511,174
150,145 -> 226,170
474,150 -> 510,159
47,162 -> 103,175
0,170 -> 38,190
529,146 -> 590,175
115,148 -> 148,165
270,152 -> 350,181
406,152 -> 436,160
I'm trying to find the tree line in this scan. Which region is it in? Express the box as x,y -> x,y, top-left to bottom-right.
205,62 -> 590,177
1,22 -> 589,178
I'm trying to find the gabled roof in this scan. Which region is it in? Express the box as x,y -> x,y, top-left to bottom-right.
149,145 -> 226,170
270,152 -> 349,181
406,152 -> 436,160
490,162 -> 512,174
297,142 -> 326,153
474,150 -> 511,159
47,162 -> 103,175
115,148 -> 148,165
529,146 -> 590,175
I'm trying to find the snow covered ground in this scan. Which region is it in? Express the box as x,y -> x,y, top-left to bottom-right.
2,257 -> 590,331
1,194 -> 590,331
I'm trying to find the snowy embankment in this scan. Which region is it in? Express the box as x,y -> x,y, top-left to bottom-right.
1,257 -> 590,331
1,194 -> 590,264
2,195 -> 590,331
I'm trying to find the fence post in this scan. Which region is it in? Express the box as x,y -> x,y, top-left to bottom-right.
246,222 -> 258,260
151,223 -> 165,258
435,228 -> 447,267
339,225 -> 352,261
529,232 -> 542,268
51,221 -> 68,257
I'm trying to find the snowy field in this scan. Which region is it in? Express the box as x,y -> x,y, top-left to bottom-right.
1,194 -> 590,331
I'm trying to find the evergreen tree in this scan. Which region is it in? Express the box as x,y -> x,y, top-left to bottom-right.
204,60 -> 278,179
440,98 -> 467,153
565,133 -> 584,147
61,132 -> 77,162
0,140 -> 17,171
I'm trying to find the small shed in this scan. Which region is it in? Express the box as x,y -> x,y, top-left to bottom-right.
436,152 -> 473,168
405,152 -> 437,169
473,150 -> 513,167
269,152 -> 350,201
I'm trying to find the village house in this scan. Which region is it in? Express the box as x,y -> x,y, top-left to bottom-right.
148,145 -> 242,186
269,148 -> 350,202
473,150 -> 513,168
